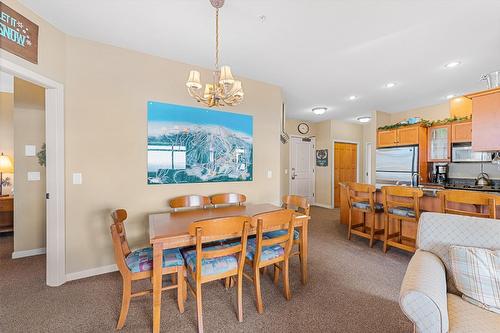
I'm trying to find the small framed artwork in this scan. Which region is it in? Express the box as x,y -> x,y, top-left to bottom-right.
316,149 -> 328,167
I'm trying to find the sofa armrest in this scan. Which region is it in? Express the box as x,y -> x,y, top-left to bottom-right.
399,250 -> 449,333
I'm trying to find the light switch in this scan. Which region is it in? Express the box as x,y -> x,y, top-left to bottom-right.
284,169 -> 288,175
25,145 -> 36,156
73,173 -> 82,185
267,170 -> 272,179
27,171 -> 40,181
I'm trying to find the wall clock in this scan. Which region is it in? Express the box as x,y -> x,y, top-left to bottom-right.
297,122 -> 310,135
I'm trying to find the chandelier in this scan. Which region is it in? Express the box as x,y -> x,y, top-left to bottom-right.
186,0 -> 244,107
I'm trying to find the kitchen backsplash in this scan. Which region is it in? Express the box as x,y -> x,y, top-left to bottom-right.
448,162 -> 500,180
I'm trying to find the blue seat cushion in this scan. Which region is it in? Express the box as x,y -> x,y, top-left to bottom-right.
246,238 -> 284,262
182,244 -> 238,276
388,206 -> 416,218
263,228 -> 300,241
125,247 -> 184,273
352,201 -> 383,211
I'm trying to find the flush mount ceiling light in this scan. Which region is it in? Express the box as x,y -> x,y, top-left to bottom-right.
444,61 -> 461,68
186,0 -> 243,107
356,116 -> 371,123
385,82 -> 396,88
446,94 -> 456,99
312,107 -> 327,115
348,95 -> 358,101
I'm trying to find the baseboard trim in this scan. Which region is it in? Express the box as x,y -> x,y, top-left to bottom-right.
312,203 -> 334,209
12,247 -> 46,259
66,264 -> 118,282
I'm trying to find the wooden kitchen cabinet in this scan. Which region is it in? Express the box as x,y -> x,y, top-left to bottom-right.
398,126 -> 420,146
467,88 -> 500,151
428,125 -> 451,162
0,196 -> 14,233
451,121 -> 472,143
377,125 -> 420,147
377,129 -> 398,147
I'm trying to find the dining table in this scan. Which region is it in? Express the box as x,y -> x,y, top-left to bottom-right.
148,203 -> 311,333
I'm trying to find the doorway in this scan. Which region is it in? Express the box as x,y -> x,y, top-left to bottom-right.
289,136 -> 315,203
365,142 -> 372,183
333,141 -> 358,208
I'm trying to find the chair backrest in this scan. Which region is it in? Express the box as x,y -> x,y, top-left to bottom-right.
282,195 -> 310,216
169,195 -> 210,211
251,209 -> 296,265
345,182 -> 376,210
188,216 -> 250,279
110,209 -> 132,275
210,193 -> 246,206
438,190 -> 497,219
382,186 -> 424,219
417,212 -> 500,294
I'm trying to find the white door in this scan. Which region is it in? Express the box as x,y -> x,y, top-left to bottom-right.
289,137 -> 315,203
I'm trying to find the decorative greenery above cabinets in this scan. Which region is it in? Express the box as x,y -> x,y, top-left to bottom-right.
378,115 -> 471,131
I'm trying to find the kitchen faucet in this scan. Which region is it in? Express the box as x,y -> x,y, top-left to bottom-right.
411,172 -> 421,187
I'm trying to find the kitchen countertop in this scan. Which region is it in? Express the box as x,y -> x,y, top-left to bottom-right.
374,183 -> 500,197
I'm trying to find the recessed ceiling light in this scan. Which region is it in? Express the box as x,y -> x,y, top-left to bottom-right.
385,82 -> 396,88
446,94 -> 456,99
312,107 -> 327,115
348,95 -> 358,101
357,116 -> 371,123
444,61 -> 461,68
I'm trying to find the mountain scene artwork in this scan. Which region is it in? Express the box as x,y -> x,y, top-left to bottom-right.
147,101 -> 253,184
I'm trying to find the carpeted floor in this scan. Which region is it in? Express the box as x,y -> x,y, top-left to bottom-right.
0,207 -> 413,332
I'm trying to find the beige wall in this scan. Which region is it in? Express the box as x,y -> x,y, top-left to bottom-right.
280,119 -> 316,198
314,120 -> 332,206
2,0 -> 283,275
390,102 -> 449,123
13,78 -> 46,252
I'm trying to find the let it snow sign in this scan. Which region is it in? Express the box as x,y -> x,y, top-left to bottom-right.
0,2 -> 38,64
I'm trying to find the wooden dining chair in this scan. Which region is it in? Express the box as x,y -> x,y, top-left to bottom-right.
265,195 -> 309,283
183,216 -> 250,333
438,189 -> 497,219
169,195 -> 210,212
110,209 -> 186,330
381,186 -> 423,253
346,183 -> 384,247
244,209 -> 296,314
210,193 -> 247,207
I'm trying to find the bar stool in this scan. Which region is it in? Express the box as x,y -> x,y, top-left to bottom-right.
346,183 -> 384,247
438,189 -> 497,219
381,186 -> 423,253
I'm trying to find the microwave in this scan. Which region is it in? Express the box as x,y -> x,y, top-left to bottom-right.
451,143 -> 492,162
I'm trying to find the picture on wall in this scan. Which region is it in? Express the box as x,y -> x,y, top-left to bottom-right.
147,101 -> 253,184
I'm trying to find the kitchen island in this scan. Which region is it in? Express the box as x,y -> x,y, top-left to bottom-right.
339,183 -> 500,246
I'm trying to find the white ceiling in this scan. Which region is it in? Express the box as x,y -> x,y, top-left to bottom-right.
19,0 -> 500,122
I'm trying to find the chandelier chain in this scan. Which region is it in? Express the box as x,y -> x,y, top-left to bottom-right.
215,8 -> 219,70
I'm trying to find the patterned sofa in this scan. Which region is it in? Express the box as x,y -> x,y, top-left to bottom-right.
399,212 -> 500,333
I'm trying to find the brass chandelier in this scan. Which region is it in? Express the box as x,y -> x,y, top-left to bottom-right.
186,0 -> 244,107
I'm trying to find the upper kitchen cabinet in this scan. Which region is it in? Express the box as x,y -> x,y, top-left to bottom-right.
428,125 -> 451,162
451,121 -> 472,143
377,125 -> 422,148
467,88 -> 500,151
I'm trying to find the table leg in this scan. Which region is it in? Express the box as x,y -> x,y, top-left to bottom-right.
152,242 -> 162,333
299,220 -> 308,285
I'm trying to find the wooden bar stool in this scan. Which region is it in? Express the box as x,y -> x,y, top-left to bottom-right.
438,189 -> 497,218
346,183 -> 384,247
381,186 -> 423,253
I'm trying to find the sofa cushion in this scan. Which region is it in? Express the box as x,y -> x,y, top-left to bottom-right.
352,201 -> 384,211
450,245 -> 500,314
125,247 -> 184,273
417,213 -> 500,294
448,293 -> 500,333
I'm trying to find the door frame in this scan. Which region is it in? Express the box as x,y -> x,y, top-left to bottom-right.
0,58 -> 66,287
365,142 -> 372,183
288,135 -> 316,204
332,140 -> 360,208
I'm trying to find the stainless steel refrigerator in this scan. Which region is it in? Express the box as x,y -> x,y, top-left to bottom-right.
376,146 -> 419,185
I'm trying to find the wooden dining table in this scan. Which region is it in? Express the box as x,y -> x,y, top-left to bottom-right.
148,203 -> 310,333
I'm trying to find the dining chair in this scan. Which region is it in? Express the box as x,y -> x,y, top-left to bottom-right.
110,209 -> 186,330
244,209 -> 296,314
346,183 -> 384,247
381,186 -> 423,253
169,195 -> 211,212
210,193 -> 246,207
182,216 -> 250,333
263,195 -> 309,282
438,189 -> 497,219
